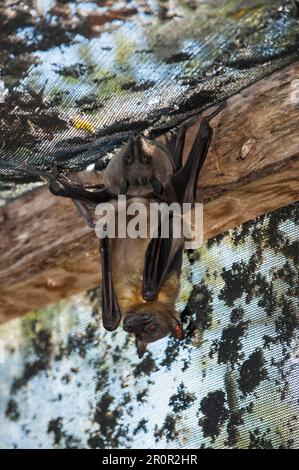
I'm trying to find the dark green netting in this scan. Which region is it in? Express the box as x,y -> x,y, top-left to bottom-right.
0,202 -> 298,448
0,0 -> 299,194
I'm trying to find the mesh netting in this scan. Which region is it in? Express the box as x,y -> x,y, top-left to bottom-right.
0,0 -> 299,195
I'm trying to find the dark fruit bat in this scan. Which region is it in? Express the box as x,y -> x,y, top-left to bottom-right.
36,103 -> 225,358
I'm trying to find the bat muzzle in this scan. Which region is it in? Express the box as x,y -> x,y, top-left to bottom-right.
123,313 -> 152,334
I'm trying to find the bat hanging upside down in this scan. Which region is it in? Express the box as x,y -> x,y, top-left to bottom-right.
37,103 -> 225,358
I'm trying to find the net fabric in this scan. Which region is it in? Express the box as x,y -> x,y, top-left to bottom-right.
0,202 -> 298,449
0,0 -> 299,195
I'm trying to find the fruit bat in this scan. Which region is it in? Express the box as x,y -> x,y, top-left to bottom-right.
35,103 -> 225,358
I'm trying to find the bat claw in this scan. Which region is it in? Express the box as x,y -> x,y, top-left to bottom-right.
21,160 -> 61,186
119,178 -> 129,194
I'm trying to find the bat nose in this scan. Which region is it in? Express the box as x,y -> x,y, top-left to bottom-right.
123,313 -> 152,332
124,322 -> 133,332
123,314 -> 135,332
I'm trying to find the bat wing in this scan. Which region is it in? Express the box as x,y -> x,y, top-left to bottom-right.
155,114 -> 201,172
47,172 -> 121,329
48,178 -> 111,204
142,213 -> 184,301
49,174 -> 121,329
142,102 -> 225,300
171,102 -> 226,203
161,125 -> 187,172
100,236 -> 122,331
24,163 -> 121,330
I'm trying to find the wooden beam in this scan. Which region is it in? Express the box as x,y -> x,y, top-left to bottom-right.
0,190 -> 100,322
0,61 -> 299,322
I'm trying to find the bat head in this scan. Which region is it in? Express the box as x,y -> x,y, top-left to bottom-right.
123,303 -> 184,358
103,136 -> 174,197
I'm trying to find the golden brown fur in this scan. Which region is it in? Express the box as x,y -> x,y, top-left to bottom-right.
108,197 -> 181,350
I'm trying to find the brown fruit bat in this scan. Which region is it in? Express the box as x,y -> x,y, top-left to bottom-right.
36,102 -> 225,358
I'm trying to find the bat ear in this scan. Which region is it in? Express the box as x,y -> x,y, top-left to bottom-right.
172,322 -> 185,340
136,337 -> 148,359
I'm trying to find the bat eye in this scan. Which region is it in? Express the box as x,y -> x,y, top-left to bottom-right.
146,322 -> 158,333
